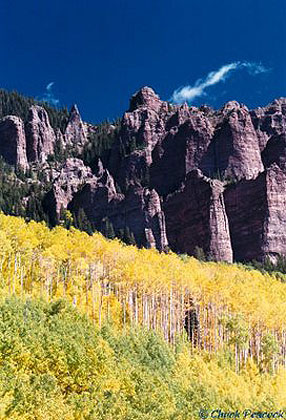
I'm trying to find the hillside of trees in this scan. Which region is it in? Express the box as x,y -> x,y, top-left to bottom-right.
0,214 -> 284,417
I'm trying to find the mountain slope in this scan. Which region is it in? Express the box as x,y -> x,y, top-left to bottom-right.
1,297 -> 286,420
0,88 -> 286,263
0,214 -> 284,418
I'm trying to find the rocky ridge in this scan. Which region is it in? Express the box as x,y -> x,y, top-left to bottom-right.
0,87 -> 286,263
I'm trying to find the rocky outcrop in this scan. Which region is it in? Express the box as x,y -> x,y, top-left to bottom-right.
224,164 -> 286,262
262,133 -> 286,170
202,101 -> 264,180
129,86 -> 163,113
250,98 -> 286,151
0,116 -> 28,168
64,105 -> 87,149
0,102 -> 89,168
108,87 -> 168,189
144,189 -> 168,250
164,170 -> 233,262
25,105 -> 56,163
69,165 -> 122,225
150,109 -> 214,195
2,86 -> 286,263
44,89 -> 286,262
115,186 -> 168,250
69,179 -> 168,251
104,90 -> 286,262
43,158 -> 95,224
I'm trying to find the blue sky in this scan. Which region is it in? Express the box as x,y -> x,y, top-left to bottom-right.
1,0 -> 285,123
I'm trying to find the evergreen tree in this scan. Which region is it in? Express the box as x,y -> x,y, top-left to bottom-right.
194,246 -> 206,262
123,226 -> 136,245
73,208 -> 94,235
101,217 -> 115,239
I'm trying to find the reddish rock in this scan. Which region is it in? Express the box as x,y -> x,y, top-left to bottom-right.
64,104 -> 87,149
108,87 -> 170,191
250,98 -> 286,151
164,169 -> 233,262
68,164 -> 123,226
43,158 -> 95,224
120,187 -> 168,250
25,105 -> 56,162
2,86 -> 286,263
129,86 -> 163,113
144,188 -> 168,250
224,164 -> 286,262
70,180 -> 168,250
95,89 -> 286,261
262,133 -> 286,170
0,116 -> 28,168
166,103 -> 192,128
210,101 -> 264,180
150,110 -> 214,195
41,89 -> 286,262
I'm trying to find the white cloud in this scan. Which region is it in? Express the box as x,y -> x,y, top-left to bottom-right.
46,82 -> 55,91
171,61 -> 269,104
40,82 -> 60,107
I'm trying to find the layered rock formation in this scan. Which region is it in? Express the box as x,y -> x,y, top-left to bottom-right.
164,170 -> 232,262
25,105 -> 56,162
1,87 -> 286,263
65,104 -> 88,149
0,116 -> 28,168
68,171 -> 168,251
224,165 -> 286,262
209,101 -> 264,180
43,158 -> 95,224
0,102 -> 87,166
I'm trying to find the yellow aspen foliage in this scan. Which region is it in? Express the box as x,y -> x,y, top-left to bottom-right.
0,214 -> 286,374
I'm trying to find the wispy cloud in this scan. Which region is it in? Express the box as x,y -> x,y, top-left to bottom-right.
171,61 -> 269,104
40,82 -> 60,107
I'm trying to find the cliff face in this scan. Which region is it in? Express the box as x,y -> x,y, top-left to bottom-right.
0,116 -> 28,168
1,88 -> 286,263
25,105 -> 56,163
64,104 -> 88,150
224,164 -> 286,262
164,170 -> 233,262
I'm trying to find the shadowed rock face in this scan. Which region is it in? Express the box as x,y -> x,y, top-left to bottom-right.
261,133 -> 286,170
150,110 -> 214,196
250,98 -> 286,151
2,87 -> 286,263
69,180 -> 168,251
0,116 -> 28,168
224,165 -> 286,262
164,170 -> 233,262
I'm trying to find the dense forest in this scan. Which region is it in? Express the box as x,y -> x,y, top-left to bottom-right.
0,214 -> 284,418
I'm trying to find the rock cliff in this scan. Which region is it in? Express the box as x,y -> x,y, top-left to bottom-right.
25,105 -> 56,162
164,170 -> 233,262
64,104 -> 88,150
0,116 -> 28,168
1,87 -> 286,263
